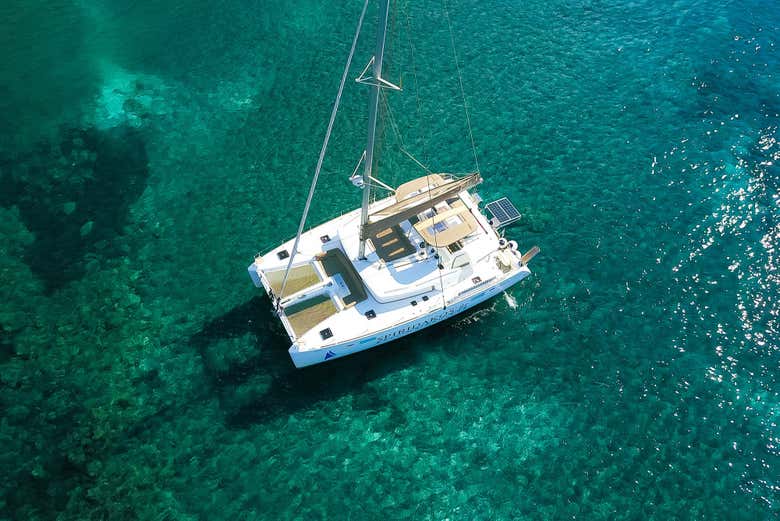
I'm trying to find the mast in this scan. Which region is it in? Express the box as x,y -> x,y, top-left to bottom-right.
358,0 -> 392,259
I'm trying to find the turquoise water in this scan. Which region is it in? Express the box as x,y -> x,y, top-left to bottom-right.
1,0 -> 778,519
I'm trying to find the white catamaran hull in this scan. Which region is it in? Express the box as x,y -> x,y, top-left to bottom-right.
248,0 -> 540,369
288,267 -> 529,368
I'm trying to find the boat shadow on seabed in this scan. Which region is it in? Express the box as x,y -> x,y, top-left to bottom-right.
189,295 -> 426,428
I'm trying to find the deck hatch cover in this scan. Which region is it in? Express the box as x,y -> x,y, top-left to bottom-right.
485,197 -> 521,228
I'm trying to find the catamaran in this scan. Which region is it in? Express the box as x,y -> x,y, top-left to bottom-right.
248,0 -> 539,368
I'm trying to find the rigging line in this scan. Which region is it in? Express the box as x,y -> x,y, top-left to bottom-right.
443,0 -> 481,174
367,181 -> 395,192
381,90 -> 405,149
276,0 -> 369,309
404,5 -> 429,165
389,0 -> 400,84
381,90 -> 432,174
424,174 -> 448,310
350,150 -> 366,180
400,147 -> 432,174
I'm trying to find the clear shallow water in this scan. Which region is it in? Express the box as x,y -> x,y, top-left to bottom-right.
0,0 -> 778,519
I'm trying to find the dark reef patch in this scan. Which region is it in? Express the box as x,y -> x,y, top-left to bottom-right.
0,368 -> 94,521
0,327 -> 14,364
0,124 -> 149,292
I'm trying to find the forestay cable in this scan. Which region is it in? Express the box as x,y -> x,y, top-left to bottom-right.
276,0 -> 369,308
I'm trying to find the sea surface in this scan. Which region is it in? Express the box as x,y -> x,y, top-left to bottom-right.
0,0 -> 778,519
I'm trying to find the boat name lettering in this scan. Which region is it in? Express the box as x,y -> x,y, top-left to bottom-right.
374,304 -> 468,342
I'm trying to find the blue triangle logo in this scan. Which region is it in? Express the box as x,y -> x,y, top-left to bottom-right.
325,350 -> 337,360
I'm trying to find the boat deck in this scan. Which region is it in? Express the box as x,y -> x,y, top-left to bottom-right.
284,294 -> 339,337
369,225 -> 417,262
318,248 -> 367,305
266,264 -> 321,298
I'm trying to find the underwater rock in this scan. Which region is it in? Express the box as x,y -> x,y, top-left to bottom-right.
79,220 -> 94,237
91,65 -> 170,131
0,124 -> 150,291
0,206 -> 42,345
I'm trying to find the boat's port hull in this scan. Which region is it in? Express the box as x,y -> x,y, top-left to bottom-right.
288,267 -> 529,368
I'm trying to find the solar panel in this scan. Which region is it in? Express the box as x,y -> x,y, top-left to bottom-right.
485,197 -> 521,228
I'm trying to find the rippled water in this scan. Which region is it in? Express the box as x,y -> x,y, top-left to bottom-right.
0,0 -> 777,519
